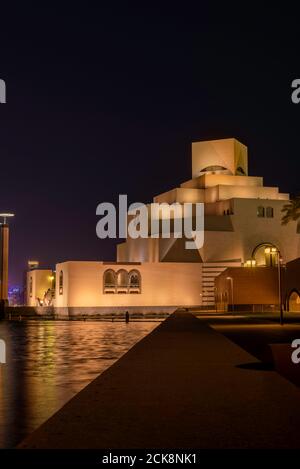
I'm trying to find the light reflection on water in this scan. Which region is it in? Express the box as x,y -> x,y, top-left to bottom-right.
0,320 -> 158,448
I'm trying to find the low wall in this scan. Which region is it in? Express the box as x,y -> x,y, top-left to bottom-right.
220,304 -> 281,313
5,306 -> 54,319
55,306 -> 177,320
3,305 -> 177,320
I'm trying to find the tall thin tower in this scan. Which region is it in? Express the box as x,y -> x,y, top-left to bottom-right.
0,213 -> 14,313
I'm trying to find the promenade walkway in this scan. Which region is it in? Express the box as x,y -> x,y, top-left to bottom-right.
19,312 -> 300,448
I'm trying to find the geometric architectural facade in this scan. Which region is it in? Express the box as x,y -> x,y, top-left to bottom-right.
26,138 -> 300,313
117,138 -> 299,306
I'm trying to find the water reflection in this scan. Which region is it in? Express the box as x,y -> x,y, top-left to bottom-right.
0,320 -> 158,448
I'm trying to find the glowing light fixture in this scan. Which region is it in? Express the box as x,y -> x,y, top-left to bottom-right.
0,213 -> 14,224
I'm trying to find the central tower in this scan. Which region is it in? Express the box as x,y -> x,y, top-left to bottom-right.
192,138 -> 248,178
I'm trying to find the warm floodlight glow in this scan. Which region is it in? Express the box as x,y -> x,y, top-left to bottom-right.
49,275 -> 55,281
264,247 -> 271,254
244,259 -> 256,267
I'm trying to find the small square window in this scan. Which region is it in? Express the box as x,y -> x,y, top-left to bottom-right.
257,206 -> 265,217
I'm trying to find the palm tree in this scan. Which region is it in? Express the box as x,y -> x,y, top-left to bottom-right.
281,196 -> 300,225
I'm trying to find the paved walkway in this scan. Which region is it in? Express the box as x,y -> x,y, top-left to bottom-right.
19,312 -> 300,448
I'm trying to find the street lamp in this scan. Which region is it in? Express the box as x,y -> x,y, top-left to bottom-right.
264,247 -> 283,325
0,213 -> 14,225
226,276 -> 234,314
275,250 -> 283,326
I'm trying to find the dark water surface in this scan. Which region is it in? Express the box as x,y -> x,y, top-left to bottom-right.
0,320 -> 158,448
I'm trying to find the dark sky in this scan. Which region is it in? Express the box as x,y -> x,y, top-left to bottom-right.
0,3 -> 299,285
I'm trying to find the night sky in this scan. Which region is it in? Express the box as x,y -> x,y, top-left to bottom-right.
0,4 -> 299,285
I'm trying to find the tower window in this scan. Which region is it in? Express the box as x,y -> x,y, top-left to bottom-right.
29,276 -> 33,297
266,207 -> 274,218
201,165 -> 228,172
59,270 -> 63,295
257,206 -> 265,217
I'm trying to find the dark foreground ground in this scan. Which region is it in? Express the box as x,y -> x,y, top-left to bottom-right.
19,311 -> 300,449
203,313 -> 300,387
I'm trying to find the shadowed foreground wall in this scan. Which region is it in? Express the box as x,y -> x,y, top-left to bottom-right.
215,267 -> 278,308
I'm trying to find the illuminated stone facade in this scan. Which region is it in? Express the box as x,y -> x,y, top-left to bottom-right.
117,138 -> 298,306
27,138 -> 300,312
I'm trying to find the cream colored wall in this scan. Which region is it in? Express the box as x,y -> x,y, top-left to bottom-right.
204,185 -> 287,203
200,174 -> 261,188
199,198 -> 300,264
182,174 -> 263,190
200,230 -> 242,263
154,188 -> 205,204
117,242 -> 129,262
234,138 -> 248,175
27,270 -> 53,306
55,263 -> 69,307
205,200 -> 233,215
117,237 -> 159,263
117,196 -> 300,265
118,137 -> 290,265
230,198 -> 300,263
55,261 -> 202,308
192,138 -> 248,178
162,175 -> 288,203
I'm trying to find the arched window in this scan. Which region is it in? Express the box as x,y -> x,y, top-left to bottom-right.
199,165 -> 231,176
252,243 -> 279,267
289,290 -> 300,312
201,165 -> 228,172
128,269 -> 141,293
266,207 -> 274,218
257,206 -> 265,217
103,269 -> 115,287
103,269 -> 116,293
116,269 -> 128,293
59,270 -> 63,295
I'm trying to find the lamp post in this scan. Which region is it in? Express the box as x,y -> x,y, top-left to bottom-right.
0,213 -> 14,317
265,247 -> 283,325
277,252 -> 283,326
226,276 -> 234,314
